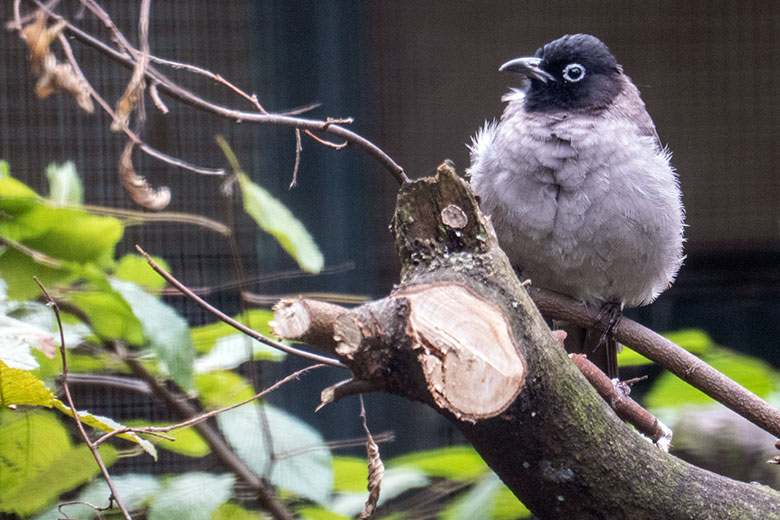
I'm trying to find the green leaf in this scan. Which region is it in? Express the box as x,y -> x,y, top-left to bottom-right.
0,409 -> 118,516
110,279 -> 195,391
0,170 -> 122,299
236,172 -> 324,273
0,164 -> 38,199
68,288 -> 145,345
645,348 -> 778,409
0,410 -> 70,493
332,456 -> 369,492
126,420 -> 211,458
296,506 -> 350,520
52,399 -> 157,459
212,502 -> 265,520
0,247 -> 76,301
46,161 -> 83,205
491,484 -> 533,519
147,472 -> 235,520
217,136 -> 323,272
0,360 -> 55,407
218,402 -> 333,504
195,370 -> 255,407
440,473 -> 531,520
33,347 -> 129,383
387,445 -> 489,481
114,253 -> 170,291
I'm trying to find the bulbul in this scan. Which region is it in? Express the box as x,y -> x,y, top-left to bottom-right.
468,34 -> 685,378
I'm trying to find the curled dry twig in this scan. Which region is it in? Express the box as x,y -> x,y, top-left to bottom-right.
358,395 -> 384,520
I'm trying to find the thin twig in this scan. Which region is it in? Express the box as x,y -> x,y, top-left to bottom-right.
80,204 -> 231,235
158,262 -> 359,297
0,236 -> 62,268
289,129 -> 302,188
135,245 -> 345,368
24,1 -> 409,184
93,364 -> 326,446
34,277 -> 132,520
55,31 -> 223,176
304,129 -> 348,150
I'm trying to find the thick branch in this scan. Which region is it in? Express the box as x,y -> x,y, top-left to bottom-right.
275,163 -> 780,518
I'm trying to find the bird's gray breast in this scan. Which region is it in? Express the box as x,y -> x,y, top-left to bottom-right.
468,99 -> 684,307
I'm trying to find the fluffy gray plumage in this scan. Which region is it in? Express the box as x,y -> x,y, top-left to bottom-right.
468,34 -> 685,310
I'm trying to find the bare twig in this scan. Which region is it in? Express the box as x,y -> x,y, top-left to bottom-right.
80,204 -> 231,235
55,29 -> 223,176
317,378 -> 378,411
93,364 -> 326,446
59,499 -> 113,517
34,277 -> 132,520
243,291 -> 369,306
157,262 -> 360,297
135,245 -> 345,368
0,236 -> 63,268
303,129 -> 348,150
21,1 -> 409,184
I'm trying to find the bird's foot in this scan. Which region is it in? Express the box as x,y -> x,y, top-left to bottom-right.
594,301 -> 622,348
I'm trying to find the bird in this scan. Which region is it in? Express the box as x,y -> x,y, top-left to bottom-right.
467,34 -> 685,378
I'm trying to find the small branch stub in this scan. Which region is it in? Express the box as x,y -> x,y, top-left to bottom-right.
397,282 -> 526,422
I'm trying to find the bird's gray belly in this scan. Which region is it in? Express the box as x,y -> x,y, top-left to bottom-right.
491,153 -> 678,307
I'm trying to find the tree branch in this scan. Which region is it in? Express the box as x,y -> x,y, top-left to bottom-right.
17,0 -> 409,185
529,286 -> 780,439
273,163 -> 780,518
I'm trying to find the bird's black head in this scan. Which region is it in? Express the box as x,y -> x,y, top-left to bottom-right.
501,34 -> 623,113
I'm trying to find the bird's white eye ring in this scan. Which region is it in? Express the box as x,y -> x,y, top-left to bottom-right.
562,63 -> 586,82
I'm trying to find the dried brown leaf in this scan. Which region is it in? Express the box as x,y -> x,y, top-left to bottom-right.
21,12 -> 94,113
358,398 -> 384,519
119,141 -> 171,210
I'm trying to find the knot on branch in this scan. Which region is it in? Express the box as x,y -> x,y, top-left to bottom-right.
391,162 -> 498,280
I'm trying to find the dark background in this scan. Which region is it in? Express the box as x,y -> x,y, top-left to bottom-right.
2,0 -> 779,469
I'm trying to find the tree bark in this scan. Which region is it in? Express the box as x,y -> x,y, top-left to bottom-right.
274,163 -> 780,519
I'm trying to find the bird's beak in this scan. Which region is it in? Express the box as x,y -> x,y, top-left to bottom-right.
499,57 -> 555,83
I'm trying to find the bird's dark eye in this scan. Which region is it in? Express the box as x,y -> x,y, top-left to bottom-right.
562,63 -> 586,82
